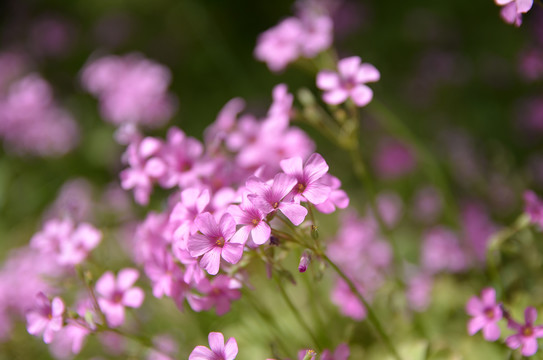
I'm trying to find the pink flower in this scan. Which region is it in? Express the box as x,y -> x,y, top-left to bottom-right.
524,190 -> 543,227
96,268 -> 145,327
26,292 -> 64,344
506,307 -> 543,356
317,56 -> 380,106
373,139 -> 416,179
246,173 -> 308,226
422,227 -> 467,274
188,275 -> 242,315
314,174 -> 350,214
466,288 -> 502,341
255,18 -> 304,72
228,196 -> 270,245
187,213 -> 244,275
495,0 -> 533,27
189,332 -> 238,360
280,153 -> 331,205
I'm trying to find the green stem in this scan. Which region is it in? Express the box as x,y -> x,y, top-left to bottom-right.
322,254 -> 403,360
486,214 -> 530,295
275,276 -> 321,351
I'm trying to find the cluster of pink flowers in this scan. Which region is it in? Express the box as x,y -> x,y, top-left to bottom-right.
467,287 -> 543,357
189,331 -> 349,360
113,83 -> 350,324
0,73 -> 79,156
81,53 -> 177,134
327,211 -> 392,320
255,12 -> 333,72
495,0 -> 533,27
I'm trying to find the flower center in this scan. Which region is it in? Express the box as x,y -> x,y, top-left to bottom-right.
215,237 -> 225,247
251,218 -> 259,225
113,291 -> 123,303
523,326 -> 534,337
484,308 -> 495,319
272,202 -> 279,209
297,183 -> 306,193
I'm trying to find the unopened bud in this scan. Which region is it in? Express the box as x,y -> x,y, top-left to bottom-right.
269,235 -> 280,246
298,250 -> 312,273
84,270 -> 93,285
311,225 -> 319,239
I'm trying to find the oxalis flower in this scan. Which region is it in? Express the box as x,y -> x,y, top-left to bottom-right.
466,287 -> 502,341
26,292 -> 64,344
506,307 -> 543,356
187,212 -> 244,275
317,56 -> 380,107
189,332 -> 238,360
280,152 -> 331,205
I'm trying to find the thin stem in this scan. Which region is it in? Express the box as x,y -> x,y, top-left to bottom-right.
322,254 -> 403,360
275,275 -> 321,351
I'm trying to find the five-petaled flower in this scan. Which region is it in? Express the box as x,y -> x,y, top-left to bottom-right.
317,56 -> 380,107
466,287 -> 502,341
189,332 -> 238,360
506,307 -> 543,356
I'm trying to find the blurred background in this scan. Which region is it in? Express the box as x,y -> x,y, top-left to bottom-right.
1,0 -> 543,359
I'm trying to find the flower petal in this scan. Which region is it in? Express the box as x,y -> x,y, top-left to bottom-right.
280,156 -> 304,178
316,71 -> 340,90
195,212 -> 220,238
323,89 -> 349,105
224,337 -> 239,360
200,248 -> 222,275
468,316 -> 485,336
221,243 -> 244,264
188,233 -> 215,257
350,85 -> 373,107
279,202 -> 308,226
271,173 -> 297,200
525,306 -> 538,324
219,213 -> 237,241
483,323 -> 501,341
303,182 -> 331,205
356,63 -> 380,83
122,287 -> 145,308
251,222 -> 271,245
522,338 -> 539,356
208,332 -> 225,354
338,56 -> 361,78
189,345 -> 215,360
304,153 -> 329,183
117,268 -> 140,291
96,271 -> 116,298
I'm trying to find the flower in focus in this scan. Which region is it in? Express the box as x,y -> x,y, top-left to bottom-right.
26,292 -> 64,344
466,287 -> 502,341
189,332 -> 238,360
280,152 -> 331,205
317,56 -> 380,106
506,307 -> 543,356
187,213 -> 244,275
96,268 -> 145,327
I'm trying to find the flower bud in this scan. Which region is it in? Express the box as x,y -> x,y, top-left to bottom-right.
298,250 -> 312,273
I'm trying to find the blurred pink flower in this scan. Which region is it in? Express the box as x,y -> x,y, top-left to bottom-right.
373,139 -> 416,179
26,292 -> 64,344
317,56 -> 380,106
96,268 -> 145,327
506,307 -> 543,356
189,332 -> 238,360
466,287 -> 502,341
495,0 -> 533,26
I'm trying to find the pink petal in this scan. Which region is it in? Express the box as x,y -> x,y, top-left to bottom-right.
483,323 -> 501,341
43,327 -> 56,344
332,189 -> 350,208
522,338 -> 539,356
96,272 -> 116,298
316,71 -> 340,90
468,316 -> 485,335
189,345 -> 215,360
505,334 -> 522,349
221,243 -> 244,264
251,222 -> 271,245
144,158 -> 167,177
200,248 -> 222,275
231,225 -> 252,244
323,89 -> 349,105
350,85 -> 373,107
466,296 -> 483,315
188,233 -> 215,257
224,337 -> 239,360
248,194 -> 274,214
51,297 -> 65,317
338,56 -> 361,78
279,202 -> 308,226
101,301 -> 125,327
117,268 -> 140,291
303,183 -> 331,204
122,287 -> 145,308
219,213 -> 237,241
525,307 -> 538,324
280,156 -> 304,177
500,3 -> 520,25
245,176 -> 269,195
195,212 -> 220,238
271,173 -> 297,200
495,0 -> 513,4
208,332 -> 225,354
356,63 -> 381,83
304,153 -> 329,182
480,288 -> 496,307
516,0 -> 533,13
139,138 -> 162,158
26,313 -> 48,335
